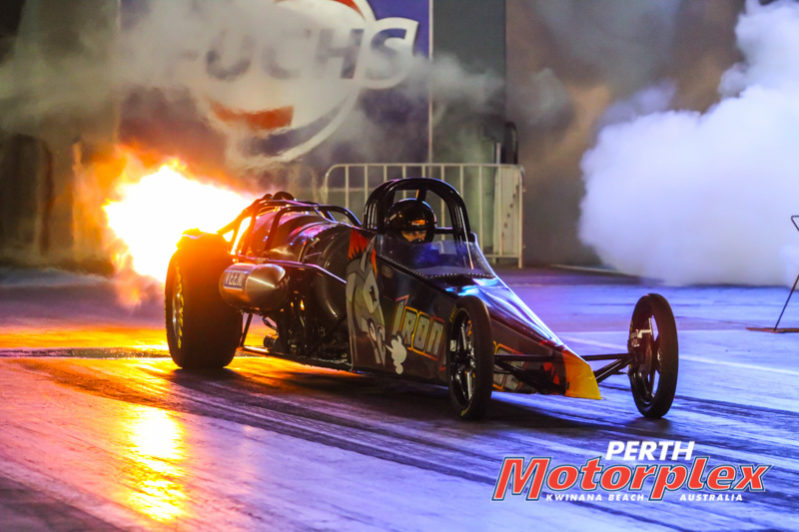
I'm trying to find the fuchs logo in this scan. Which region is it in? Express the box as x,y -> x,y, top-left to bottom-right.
492,441 -> 772,503
197,0 -> 420,162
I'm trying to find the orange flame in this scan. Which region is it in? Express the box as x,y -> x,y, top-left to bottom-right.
103,155 -> 254,285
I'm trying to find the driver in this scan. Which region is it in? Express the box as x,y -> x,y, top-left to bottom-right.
386,199 -> 436,243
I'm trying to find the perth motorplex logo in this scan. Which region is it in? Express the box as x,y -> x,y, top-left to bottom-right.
492,441 -> 772,502
195,0 -> 420,162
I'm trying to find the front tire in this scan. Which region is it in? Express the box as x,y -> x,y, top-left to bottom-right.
447,296 -> 494,420
628,293 -> 678,418
165,240 -> 241,370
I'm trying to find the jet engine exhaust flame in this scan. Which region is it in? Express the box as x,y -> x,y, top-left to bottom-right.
102,153 -> 253,305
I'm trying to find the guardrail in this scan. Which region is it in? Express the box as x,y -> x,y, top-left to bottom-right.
320,163 -> 525,267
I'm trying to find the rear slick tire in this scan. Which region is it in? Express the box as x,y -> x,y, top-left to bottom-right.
447,296 -> 494,420
165,244 -> 241,370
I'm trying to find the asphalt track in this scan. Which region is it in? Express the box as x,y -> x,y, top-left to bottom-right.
1,267 -> 798,531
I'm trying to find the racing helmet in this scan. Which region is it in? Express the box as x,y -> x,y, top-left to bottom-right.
385,198 -> 437,243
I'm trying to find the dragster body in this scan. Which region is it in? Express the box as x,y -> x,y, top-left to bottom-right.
165,178 -> 678,419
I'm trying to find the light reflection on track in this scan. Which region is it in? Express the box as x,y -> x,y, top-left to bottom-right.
121,406 -> 187,523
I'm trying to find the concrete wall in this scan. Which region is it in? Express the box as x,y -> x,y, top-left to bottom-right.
0,0 -> 119,271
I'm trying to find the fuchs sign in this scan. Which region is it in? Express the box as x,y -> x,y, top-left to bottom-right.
197,0 -> 429,162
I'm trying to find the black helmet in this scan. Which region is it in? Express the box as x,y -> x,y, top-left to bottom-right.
386,198 -> 437,243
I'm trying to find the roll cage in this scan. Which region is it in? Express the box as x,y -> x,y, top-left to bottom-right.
363,178 -> 474,242
217,193 -> 361,257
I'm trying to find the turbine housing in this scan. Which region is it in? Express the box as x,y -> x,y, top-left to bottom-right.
219,262 -> 288,312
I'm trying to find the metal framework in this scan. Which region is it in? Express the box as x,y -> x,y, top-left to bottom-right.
494,351 -> 631,384
320,163 -> 525,267
771,215 -> 799,332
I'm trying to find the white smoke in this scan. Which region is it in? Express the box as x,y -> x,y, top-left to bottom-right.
126,0 -> 500,170
0,0 -> 495,174
579,0 -> 799,286
528,0 -> 680,92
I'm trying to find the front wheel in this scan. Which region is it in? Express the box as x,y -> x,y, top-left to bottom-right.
628,293 -> 678,418
447,296 -> 494,420
165,242 -> 242,370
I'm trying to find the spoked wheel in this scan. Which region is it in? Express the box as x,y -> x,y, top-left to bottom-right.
447,296 -> 494,420
628,293 -> 678,418
170,264 -> 186,350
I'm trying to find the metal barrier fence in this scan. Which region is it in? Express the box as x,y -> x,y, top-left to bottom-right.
320,163 -> 525,267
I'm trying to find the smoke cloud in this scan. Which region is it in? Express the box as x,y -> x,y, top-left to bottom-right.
579,0 -> 799,285
507,0 -> 708,265
0,0 -> 498,176
0,0 -> 500,276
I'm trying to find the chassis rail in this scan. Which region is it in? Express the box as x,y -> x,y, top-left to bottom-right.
494,351 -> 631,384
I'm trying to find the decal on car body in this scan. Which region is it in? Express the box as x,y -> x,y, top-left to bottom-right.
223,271 -> 246,290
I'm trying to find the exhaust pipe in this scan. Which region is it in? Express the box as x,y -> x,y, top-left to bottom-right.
219,263 -> 288,311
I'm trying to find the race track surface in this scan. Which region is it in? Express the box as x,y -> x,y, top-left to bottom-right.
1,267 -> 798,531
